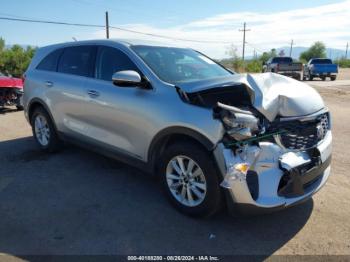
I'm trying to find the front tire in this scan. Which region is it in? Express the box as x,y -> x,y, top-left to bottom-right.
30,107 -> 61,152
159,142 -> 222,217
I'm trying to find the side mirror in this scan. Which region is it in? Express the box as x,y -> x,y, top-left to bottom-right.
112,70 -> 145,87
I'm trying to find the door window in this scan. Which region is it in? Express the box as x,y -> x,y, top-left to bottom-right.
95,46 -> 139,81
58,46 -> 95,77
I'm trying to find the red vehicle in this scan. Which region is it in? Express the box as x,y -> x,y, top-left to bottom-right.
0,72 -> 24,110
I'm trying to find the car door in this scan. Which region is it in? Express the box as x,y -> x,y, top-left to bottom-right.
50,45 -> 96,137
83,45 -> 154,160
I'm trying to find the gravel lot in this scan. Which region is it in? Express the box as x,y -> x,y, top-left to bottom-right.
0,70 -> 350,259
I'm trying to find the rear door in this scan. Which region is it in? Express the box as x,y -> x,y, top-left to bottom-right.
50,45 -> 96,136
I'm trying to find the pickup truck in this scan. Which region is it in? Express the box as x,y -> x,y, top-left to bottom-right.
303,58 -> 338,81
262,57 -> 303,80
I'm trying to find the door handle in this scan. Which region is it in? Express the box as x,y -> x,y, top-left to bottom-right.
87,90 -> 100,98
45,81 -> 53,87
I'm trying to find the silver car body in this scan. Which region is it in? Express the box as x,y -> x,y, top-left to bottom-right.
23,40 -> 332,214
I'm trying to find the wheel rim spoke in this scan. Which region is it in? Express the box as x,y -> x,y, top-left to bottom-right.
170,181 -> 182,190
171,160 -> 183,175
192,181 -> 206,191
167,174 -> 181,180
190,185 -> 204,199
176,157 -> 186,174
191,168 -> 202,178
186,159 -> 195,173
187,186 -> 194,205
180,185 -> 186,201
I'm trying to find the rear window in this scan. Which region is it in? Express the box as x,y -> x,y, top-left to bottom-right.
36,49 -> 63,72
310,59 -> 332,64
272,57 -> 293,64
57,46 -> 95,77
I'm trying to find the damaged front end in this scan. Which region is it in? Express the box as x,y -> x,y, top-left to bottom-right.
0,87 -> 23,108
179,73 -> 332,214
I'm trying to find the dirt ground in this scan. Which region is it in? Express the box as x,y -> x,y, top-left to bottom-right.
336,68 -> 350,80
0,70 -> 349,259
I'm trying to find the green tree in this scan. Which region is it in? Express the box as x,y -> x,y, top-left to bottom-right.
0,37 -> 5,52
300,41 -> 326,62
259,48 -> 277,64
0,38 -> 37,77
225,44 -> 244,72
245,59 -> 262,73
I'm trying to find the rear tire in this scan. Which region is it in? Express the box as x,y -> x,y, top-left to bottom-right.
331,76 -> 336,81
30,107 -> 62,152
309,76 -> 314,81
321,76 -> 326,81
159,142 -> 222,218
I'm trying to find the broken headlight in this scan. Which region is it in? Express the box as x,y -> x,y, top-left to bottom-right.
217,102 -> 260,141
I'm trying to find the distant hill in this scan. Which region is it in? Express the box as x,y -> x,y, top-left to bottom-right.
275,46 -> 346,60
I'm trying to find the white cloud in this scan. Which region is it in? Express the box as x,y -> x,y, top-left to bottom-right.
82,0 -> 350,58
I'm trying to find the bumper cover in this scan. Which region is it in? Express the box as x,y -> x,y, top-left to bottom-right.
214,131 -> 332,215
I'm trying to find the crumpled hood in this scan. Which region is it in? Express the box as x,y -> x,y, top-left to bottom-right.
180,73 -> 324,121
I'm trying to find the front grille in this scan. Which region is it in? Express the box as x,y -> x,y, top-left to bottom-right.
275,113 -> 329,150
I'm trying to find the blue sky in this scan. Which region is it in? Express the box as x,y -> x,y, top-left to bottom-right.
0,0 -> 349,58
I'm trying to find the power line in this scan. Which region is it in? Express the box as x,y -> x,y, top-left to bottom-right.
0,16 -> 232,44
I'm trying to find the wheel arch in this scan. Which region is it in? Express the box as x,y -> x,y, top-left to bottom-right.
27,98 -> 57,130
148,126 -> 216,175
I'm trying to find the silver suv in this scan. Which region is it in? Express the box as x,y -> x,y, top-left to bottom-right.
23,40 -> 332,217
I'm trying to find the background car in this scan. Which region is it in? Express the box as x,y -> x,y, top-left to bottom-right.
0,72 -> 24,110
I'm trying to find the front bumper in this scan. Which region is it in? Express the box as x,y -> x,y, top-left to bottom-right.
214,131 -> 332,215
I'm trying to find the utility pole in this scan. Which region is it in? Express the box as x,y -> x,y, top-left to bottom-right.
346,42 -> 348,59
239,22 -> 250,62
289,39 -> 294,57
105,11 -> 110,39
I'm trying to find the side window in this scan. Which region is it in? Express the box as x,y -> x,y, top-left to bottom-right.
95,46 -> 139,81
36,49 -> 63,72
58,46 -> 95,77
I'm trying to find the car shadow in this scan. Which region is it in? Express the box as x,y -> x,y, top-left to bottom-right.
0,107 -> 20,115
0,137 -> 313,258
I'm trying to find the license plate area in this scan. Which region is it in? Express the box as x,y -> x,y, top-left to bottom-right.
317,132 -> 332,163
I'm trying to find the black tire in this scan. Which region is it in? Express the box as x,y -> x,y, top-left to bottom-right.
30,106 -> 62,152
321,76 -> 326,81
309,76 -> 314,81
159,142 -> 223,218
331,76 -> 336,81
16,105 -> 24,111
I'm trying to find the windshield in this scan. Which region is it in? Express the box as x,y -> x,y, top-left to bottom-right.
131,45 -> 232,84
